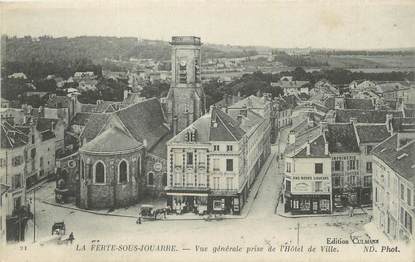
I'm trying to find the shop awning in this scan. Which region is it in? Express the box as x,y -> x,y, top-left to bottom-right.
166,192 -> 209,196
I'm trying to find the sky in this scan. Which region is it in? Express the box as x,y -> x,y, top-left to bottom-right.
1,0 -> 415,50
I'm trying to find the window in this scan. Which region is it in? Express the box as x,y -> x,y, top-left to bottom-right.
300,199 -> 311,211
366,162 -> 372,173
12,156 -> 23,167
286,162 -> 291,173
408,189 -> 412,206
147,172 -> 154,186
314,163 -> 323,174
315,181 -> 323,192
292,200 -> 299,209
213,159 -> 220,171
363,176 -> 372,187
404,210 -> 413,234
375,187 -> 378,202
226,177 -> 233,190
213,145 -> 219,151
118,160 -> 128,183
12,174 -> 21,189
0,158 -> 5,167
366,145 -> 373,154
14,197 -> 21,211
80,159 -> 84,180
401,184 -> 405,200
334,161 -> 342,171
350,175 -> 356,185
286,180 -> 291,192
94,161 -> 105,184
137,156 -> 141,176
174,154 -> 181,167
226,145 -> 233,152
32,135 -> 35,144
348,160 -> 358,170
320,199 -> 330,211
162,173 -> 167,186
186,152 -> 193,165
226,159 -> 234,172
334,177 -> 340,187
31,148 -> 36,158
213,177 -> 220,190
40,156 -> 44,169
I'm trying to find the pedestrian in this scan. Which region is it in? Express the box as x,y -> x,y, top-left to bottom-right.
68,232 -> 74,244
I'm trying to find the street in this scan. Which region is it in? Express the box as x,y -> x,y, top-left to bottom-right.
21,126 -> 373,248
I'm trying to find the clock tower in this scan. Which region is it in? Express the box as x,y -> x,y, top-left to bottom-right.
165,36 -> 206,133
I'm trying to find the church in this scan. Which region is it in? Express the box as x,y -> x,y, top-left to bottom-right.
63,36 -> 206,209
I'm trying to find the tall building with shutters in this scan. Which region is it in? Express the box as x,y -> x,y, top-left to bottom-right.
164,36 -> 206,134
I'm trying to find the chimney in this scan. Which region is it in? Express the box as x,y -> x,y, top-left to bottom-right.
334,96 -> 344,109
288,130 -> 296,145
247,98 -> 253,108
350,117 -> 358,125
240,105 -> 248,117
209,105 -> 215,114
224,94 -> 229,106
51,121 -> 54,131
386,113 -> 393,133
237,115 -> 243,125
143,139 -> 148,148
320,121 -> 328,133
172,116 -> 178,136
324,141 -> 329,155
306,141 -> 311,156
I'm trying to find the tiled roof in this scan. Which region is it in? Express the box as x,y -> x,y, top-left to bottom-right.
229,95 -> 266,109
41,130 -> 56,141
168,114 -> 211,144
326,123 -> 360,153
81,113 -> 111,142
403,104 -> 415,118
391,118 -> 415,132
294,135 -> 328,158
210,108 -> 245,141
149,133 -> 173,159
71,112 -> 93,126
213,95 -> 242,108
46,95 -> 72,108
344,98 -> 374,110
1,121 -> 28,148
115,98 -> 169,150
36,118 -> 58,132
335,109 -> 403,123
284,125 -> 322,156
355,124 -> 390,143
81,127 -> 142,153
324,97 -> 335,109
372,135 -> 415,184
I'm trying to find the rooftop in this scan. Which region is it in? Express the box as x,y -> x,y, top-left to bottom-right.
326,123 -> 360,153
355,124 -> 391,144
372,135 -> 415,184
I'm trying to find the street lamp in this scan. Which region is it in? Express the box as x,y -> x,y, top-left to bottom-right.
29,187 -> 36,243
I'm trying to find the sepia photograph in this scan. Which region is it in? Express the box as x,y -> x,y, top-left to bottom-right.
0,0 -> 414,261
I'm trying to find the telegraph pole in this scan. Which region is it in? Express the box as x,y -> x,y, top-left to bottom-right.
297,222 -> 300,245
33,186 -> 36,243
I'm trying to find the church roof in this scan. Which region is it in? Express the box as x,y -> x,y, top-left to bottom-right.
81,127 -> 142,154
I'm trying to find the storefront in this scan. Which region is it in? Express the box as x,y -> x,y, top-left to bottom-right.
285,194 -> 331,215
208,194 -> 241,215
166,189 -> 210,214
